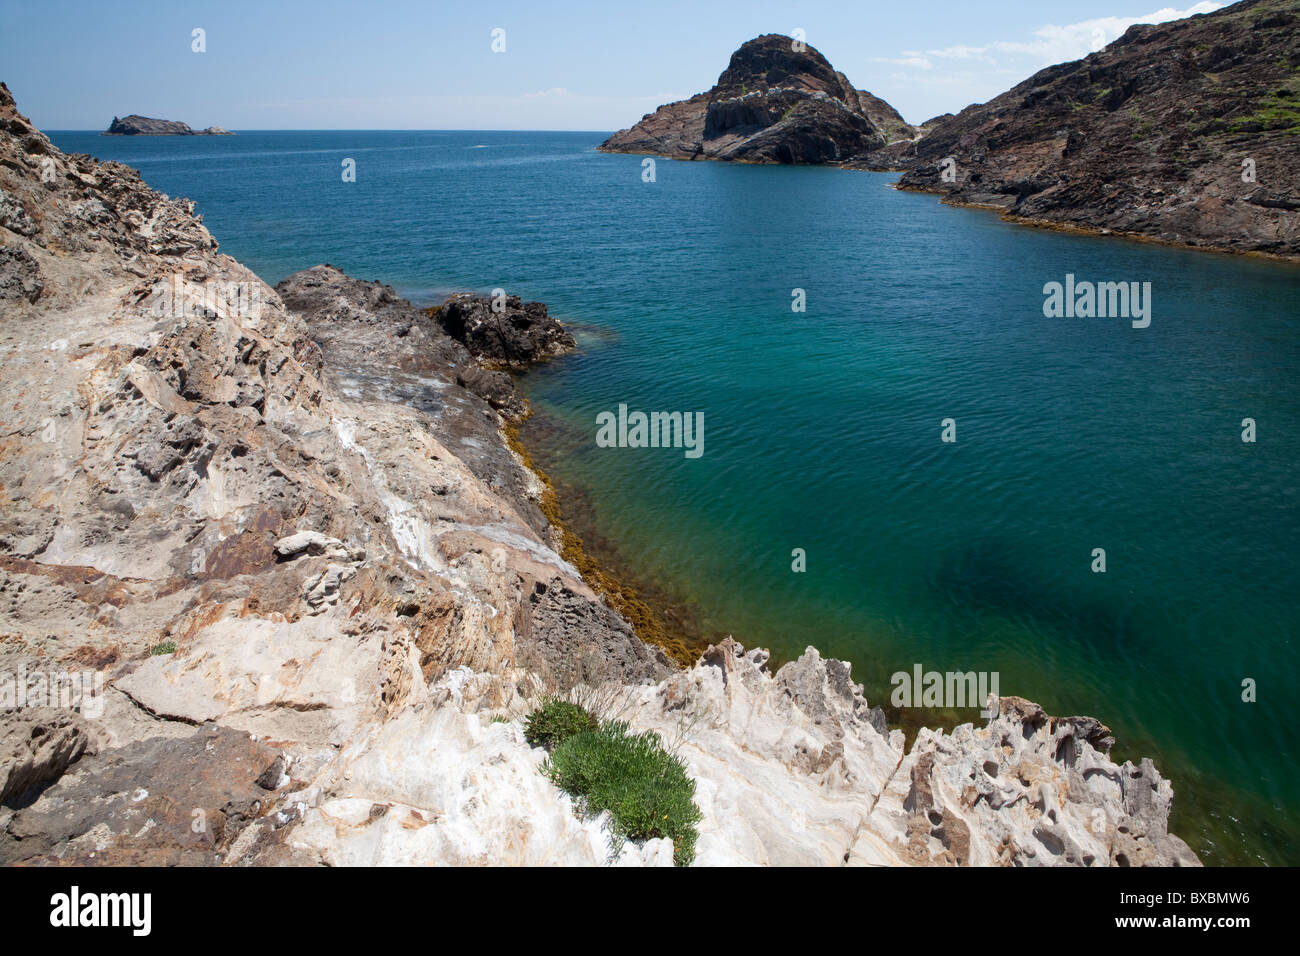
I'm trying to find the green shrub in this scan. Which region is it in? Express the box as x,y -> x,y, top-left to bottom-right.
523,697 -> 597,751
543,721 -> 702,866
149,640 -> 177,656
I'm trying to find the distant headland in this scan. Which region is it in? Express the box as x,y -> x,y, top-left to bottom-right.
103,114 -> 233,136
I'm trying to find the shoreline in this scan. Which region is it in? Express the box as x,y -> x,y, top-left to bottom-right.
503,406 -> 702,668
895,183 -> 1300,265
599,144 -> 1300,263
0,61 -> 1250,872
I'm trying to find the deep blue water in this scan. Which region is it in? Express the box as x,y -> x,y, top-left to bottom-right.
49,130 -> 1300,865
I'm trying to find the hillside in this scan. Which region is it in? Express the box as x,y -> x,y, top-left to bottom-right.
897,0 -> 1300,256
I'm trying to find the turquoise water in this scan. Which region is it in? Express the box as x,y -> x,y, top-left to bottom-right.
49,130 -> 1300,865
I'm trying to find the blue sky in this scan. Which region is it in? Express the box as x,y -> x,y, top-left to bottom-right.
1,0 -> 1226,130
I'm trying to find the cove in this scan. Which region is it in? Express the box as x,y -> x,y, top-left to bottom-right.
49,128 -> 1300,867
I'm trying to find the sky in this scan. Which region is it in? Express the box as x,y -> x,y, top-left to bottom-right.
1,0 -> 1228,130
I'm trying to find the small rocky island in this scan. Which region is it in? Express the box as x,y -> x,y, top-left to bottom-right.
104,114 -> 233,135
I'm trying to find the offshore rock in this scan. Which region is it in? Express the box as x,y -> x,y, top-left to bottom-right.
104,115 -> 234,136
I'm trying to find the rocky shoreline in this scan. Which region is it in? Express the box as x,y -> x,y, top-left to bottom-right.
0,80 -> 1200,865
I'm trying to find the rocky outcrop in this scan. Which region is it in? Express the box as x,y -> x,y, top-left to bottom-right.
274,639 -> 1200,866
0,245 -> 42,303
275,264 -> 534,420
428,292 -> 576,370
897,0 -> 1300,257
0,79 -> 1197,866
0,708 -> 95,805
0,79 -> 662,862
0,725 -> 289,865
600,35 -> 915,165
104,115 -> 234,135
621,640 -> 1198,866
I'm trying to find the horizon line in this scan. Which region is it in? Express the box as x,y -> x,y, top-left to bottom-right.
48,128 -> 621,135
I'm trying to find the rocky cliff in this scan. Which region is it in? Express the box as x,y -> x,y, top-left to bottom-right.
599,35 -> 916,164
105,115 -> 233,135
0,80 -> 1198,865
897,0 -> 1300,257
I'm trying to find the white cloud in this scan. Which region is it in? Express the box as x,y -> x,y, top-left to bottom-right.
875,2 -> 1227,120
925,44 -> 995,62
906,2 -> 1226,71
990,2 -> 1226,64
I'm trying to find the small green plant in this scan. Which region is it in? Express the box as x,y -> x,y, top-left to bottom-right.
490,714 -> 511,725
543,720 -> 702,866
149,640 -> 177,656
524,697 -> 598,751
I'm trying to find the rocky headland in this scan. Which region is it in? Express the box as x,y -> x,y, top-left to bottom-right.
0,80 -> 1199,865
599,34 -> 917,164
105,115 -> 233,136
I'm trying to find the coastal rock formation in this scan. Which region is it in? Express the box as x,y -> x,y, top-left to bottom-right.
898,0 -> 1300,257
0,725 -> 285,866
275,264 -> 531,420
0,79 -> 1197,866
105,115 -> 233,135
600,35 -> 915,164
276,639 -> 1200,866
623,640 -> 1198,866
429,292 -> 577,369
0,79 -> 661,862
